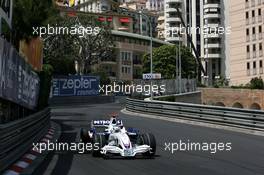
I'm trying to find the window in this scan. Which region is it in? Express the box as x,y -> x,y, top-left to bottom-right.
253,44 -> 257,57
258,8 -> 261,16
247,62 -> 251,75
252,10 -> 255,17
247,45 -> 250,58
247,45 -> 250,52
260,60 -> 263,68
253,27 -> 256,40
246,12 -> 249,18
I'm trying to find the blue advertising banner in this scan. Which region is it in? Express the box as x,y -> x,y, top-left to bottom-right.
52,76 -> 100,96
0,37 -> 40,109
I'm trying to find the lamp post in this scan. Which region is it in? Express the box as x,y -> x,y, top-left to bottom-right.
140,11 -> 153,100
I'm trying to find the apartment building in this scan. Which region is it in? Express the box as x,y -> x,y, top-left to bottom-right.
227,0 -> 264,85
146,0 -> 164,11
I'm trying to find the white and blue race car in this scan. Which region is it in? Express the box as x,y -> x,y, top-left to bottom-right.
80,114 -> 156,158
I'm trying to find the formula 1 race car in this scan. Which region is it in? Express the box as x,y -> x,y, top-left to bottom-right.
80,114 -> 156,158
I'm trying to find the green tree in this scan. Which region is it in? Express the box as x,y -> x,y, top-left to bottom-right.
11,0 -> 57,48
143,45 -> 197,79
249,77 -> 264,89
43,14 -> 115,75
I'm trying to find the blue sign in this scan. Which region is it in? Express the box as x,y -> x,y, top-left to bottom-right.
0,37 -> 40,110
52,76 -> 100,96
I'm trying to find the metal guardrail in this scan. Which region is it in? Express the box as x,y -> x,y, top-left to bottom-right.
0,108 -> 51,172
126,98 -> 264,131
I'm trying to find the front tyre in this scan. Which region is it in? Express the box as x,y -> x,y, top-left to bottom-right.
80,128 -> 91,143
141,133 -> 156,158
92,134 -> 106,157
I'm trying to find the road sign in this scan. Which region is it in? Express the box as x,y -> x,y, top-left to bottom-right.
143,73 -> 161,80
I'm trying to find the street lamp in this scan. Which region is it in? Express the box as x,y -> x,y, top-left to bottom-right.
139,11 -> 153,100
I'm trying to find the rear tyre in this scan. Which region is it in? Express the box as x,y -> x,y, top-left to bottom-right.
92,134 -> 106,157
80,128 -> 91,143
141,133 -> 156,158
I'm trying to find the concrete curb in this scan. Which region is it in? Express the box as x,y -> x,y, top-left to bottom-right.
121,109 -> 264,137
3,121 -> 61,175
21,121 -> 61,175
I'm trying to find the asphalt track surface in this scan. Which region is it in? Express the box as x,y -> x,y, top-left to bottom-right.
33,102 -> 264,175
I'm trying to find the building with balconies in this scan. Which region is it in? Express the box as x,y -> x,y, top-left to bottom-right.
200,0 -> 227,86
164,0 -> 184,44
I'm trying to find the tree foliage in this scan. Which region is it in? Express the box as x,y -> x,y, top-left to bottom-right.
11,0 -> 57,47
249,77 -> 264,89
143,45 -> 197,79
43,14 -> 115,75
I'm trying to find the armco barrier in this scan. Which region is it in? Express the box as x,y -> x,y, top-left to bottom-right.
0,108 -> 51,172
126,98 -> 264,131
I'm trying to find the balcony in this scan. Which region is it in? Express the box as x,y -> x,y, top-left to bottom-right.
166,17 -> 181,23
253,51 -> 257,58
247,69 -> 251,76
166,0 -> 182,3
165,36 -> 183,42
133,60 -> 142,65
247,52 -> 250,59
252,34 -> 256,41
100,58 -> 117,64
252,17 -> 256,24
259,51 -> 263,57
204,53 -> 221,59
204,3 -> 221,9
204,43 -> 221,49
122,60 -> 132,65
204,13 -> 221,19
245,1 -> 250,8
204,33 -> 221,39
258,16 -> 262,23
246,35 -> 250,42
260,68 -> 263,74
246,18 -> 250,25
259,33 -> 262,40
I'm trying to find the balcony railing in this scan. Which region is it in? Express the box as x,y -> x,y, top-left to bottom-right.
258,16 -> 262,23
260,68 -> 263,74
247,52 -> 250,59
246,18 -> 250,25
246,35 -> 250,42
259,50 -> 263,57
253,51 -> 257,58
133,60 -> 142,65
247,69 -> 251,76
252,0 -> 255,7
252,34 -> 256,41
259,33 -> 262,40
252,17 -> 256,24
